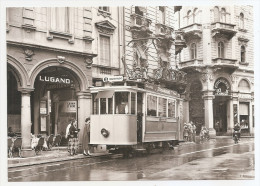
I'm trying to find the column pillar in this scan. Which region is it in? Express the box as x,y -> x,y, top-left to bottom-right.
227,98 -> 234,134
19,88 -> 33,149
202,90 -> 216,138
76,91 -> 91,153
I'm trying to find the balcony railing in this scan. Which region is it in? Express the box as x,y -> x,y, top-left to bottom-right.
212,58 -> 238,72
178,59 -> 204,69
211,22 -> 237,40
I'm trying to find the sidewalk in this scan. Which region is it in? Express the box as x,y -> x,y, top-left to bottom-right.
8,146 -> 110,168
8,135 -> 254,168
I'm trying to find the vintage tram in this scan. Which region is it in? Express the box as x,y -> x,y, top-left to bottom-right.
89,82 -> 183,156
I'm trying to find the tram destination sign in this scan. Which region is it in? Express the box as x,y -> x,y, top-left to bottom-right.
39,75 -> 71,84
145,83 -> 179,97
103,76 -> 124,82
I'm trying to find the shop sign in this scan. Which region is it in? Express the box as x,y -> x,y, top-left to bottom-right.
60,101 -> 77,113
145,83 -> 179,97
239,94 -> 252,99
103,76 -> 124,82
39,76 -> 71,84
214,78 -> 230,96
40,108 -> 47,114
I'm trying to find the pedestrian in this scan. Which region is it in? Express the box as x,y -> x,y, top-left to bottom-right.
183,123 -> 189,142
191,121 -> 196,142
82,117 -> 91,156
215,121 -> 220,132
67,119 -> 79,155
187,122 -> 192,142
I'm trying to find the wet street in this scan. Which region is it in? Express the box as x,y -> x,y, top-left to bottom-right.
8,138 -> 254,181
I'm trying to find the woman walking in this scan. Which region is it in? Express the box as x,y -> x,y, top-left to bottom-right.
67,119 -> 79,156
82,117 -> 91,156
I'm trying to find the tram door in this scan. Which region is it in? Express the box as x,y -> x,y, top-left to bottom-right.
137,92 -> 143,143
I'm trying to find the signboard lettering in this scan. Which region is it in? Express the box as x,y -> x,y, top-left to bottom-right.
103,76 -> 124,82
39,76 -> 71,84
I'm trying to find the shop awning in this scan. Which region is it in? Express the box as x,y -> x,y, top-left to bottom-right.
95,90 -> 114,99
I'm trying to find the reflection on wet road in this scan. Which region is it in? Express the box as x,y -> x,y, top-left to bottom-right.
8,138 -> 254,181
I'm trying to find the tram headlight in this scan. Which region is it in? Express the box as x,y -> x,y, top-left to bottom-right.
101,128 -> 110,138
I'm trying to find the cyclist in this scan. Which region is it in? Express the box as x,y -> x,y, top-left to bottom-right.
233,122 -> 241,141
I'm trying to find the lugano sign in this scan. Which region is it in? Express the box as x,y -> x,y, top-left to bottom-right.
39,76 -> 71,84
214,78 -> 231,96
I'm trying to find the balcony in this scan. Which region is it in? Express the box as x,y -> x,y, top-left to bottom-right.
178,59 -> 204,71
180,23 -> 202,42
130,13 -> 153,38
211,22 -> 237,40
174,30 -> 187,55
155,23 -> 174,50
212,58 -> 238,73
153,67 -> 187,91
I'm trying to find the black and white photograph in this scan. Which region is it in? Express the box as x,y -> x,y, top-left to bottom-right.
0,0 -> 259,186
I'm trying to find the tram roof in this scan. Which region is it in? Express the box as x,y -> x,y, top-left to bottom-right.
90,85 -> 181,99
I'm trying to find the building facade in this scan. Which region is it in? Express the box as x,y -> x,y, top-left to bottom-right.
176,6 -> 254,136
7,6 -> 186,150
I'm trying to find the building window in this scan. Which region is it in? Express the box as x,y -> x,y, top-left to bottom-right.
220,8 -> 226,23
187,10 -> 192,25
239,13 -> 244,29
238,79 -> 250,92
214,6 -> 220,22
159,6 -> 166,24
99,7 -> 110,12
193,8 -> 198,23
99,35 -> 111,66
241,45 -> 246,62
218,41 -> 225,58
50,7 -> 70,33
190,43 -> 197,59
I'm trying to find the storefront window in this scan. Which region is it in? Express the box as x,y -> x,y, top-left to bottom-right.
115,92 -> 129,114
92,93 -> 99,115
168,100 -> 176,118
158,97 -> 167,117
131,92 -> 136,114
147,95 -> 157,116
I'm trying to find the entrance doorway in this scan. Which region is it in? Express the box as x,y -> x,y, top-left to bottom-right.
33,67 -> 79,143
213,96 -> 228,134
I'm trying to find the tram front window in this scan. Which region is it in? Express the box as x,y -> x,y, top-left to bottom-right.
115,92 -> 129,114
168,100 -> 176,118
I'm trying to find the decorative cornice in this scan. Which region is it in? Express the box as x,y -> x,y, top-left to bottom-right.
7,40 -> 97,58
95,20 -> 116,35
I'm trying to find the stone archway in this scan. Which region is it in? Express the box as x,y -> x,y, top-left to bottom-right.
29,59 -> 91,151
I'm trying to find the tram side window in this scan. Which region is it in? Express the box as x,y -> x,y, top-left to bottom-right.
115,92 -> 129,114
168,100 -> 176,118
147,95 -> 157,116
92,93 -> 99,115
131,92 -> 136,114
158,97 -> 167,117
108,98 -> 113,114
